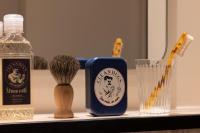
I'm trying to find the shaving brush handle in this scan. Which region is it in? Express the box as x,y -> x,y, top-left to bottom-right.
54,84 -> 74,118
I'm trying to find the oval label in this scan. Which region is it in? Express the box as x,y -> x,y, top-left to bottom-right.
94,68 -> 125,106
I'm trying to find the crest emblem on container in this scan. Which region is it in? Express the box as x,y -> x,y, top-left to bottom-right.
94,68 -> 125,106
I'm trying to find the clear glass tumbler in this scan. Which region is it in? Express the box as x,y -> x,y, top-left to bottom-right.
135,59 -> 175,114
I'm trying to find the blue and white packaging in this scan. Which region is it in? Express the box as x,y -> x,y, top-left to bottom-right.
85,57 -> 127,116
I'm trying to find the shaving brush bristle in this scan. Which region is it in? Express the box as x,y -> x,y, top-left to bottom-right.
49,55 -> 80,85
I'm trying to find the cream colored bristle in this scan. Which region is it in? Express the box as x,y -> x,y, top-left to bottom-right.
49,55 -> 80,84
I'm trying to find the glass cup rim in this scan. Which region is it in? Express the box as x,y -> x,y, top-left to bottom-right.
135,59 -> 162,61
135,59 -> 165,65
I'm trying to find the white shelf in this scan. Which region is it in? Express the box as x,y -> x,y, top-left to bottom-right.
1,109 -> 200,132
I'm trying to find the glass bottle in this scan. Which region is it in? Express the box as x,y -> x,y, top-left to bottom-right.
0,14 -> 33,120
0,21 -> 3,40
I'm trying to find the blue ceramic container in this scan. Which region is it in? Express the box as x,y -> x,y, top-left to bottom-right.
85,57 -> 127,116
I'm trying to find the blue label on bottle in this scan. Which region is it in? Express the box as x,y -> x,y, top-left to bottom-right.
2,59 -> 30,105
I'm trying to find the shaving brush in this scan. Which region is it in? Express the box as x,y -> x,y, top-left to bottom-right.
49,55 -> 80,118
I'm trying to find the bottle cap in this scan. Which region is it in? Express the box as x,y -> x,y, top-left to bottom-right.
0,21 -> 3,36
3,14 -> 24,34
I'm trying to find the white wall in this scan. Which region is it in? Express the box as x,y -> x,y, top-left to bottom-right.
168,0 -> 200,107
176,0 -> 200,107
148,0 -> 166,60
